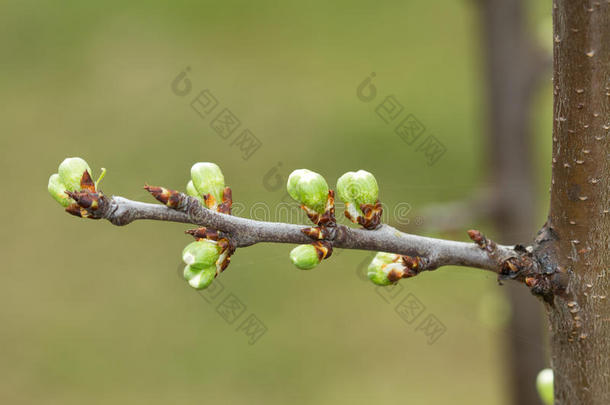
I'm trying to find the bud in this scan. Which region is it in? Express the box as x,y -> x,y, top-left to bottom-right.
58,157 -> 92,191
190,162 -> 225,205
536,368 -> 553,405
186,180 -> 204,204
182,240 -> 221,269
183,264 -> 216,290
289,244 -> 320,270
336,170 -> 378,216
367,252 -> 402,286
48,173 -> 72,207
286,169 -> 329,214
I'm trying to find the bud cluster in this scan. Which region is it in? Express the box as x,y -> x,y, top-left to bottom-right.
180,163 -> 236,289
286,169 -> 336,270
139,161 -> 237,290
286,167 -> 382,230
48,157 -> 108,219
285,168 -> 385,271
48,157 -> 92,207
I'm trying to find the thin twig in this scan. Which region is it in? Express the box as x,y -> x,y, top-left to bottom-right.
86,192 -> 521,274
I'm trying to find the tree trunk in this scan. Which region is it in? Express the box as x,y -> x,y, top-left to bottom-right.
548,1 -> 609,403
479,1 -> 547,403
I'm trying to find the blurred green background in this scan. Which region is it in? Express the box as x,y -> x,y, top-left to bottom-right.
1,1 -> 553,404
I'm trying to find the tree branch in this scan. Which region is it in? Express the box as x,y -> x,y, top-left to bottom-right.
86,191 -> 523,274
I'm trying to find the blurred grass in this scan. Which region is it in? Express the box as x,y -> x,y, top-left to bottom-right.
0,0 -> 552,404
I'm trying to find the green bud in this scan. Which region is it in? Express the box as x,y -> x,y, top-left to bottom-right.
183,265 -> 216,290
367,252 -> 401,286
186,180 -> 204,204
289,244 -> 320,270
182,240 -> 221,269
336,170 -> 378,211
48,173 -> 72,207
186,180 -> 199,197
286,169 -> 329,213
536,368 -> 553,405
190,162 -> 225,204
58,157 -> 92,191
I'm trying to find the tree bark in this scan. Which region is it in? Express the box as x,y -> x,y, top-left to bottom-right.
548,1 -> 609,403
478,0 -> 548,403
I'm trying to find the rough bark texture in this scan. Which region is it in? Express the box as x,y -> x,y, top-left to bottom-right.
479,0 -> 548,403
548,1 -> 609,403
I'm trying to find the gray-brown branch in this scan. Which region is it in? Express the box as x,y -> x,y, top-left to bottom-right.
98,193 -> 521,274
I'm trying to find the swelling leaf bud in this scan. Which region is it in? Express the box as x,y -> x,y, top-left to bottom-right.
289,244 -> 321,270
190,162 -> 225,205
536,368 -> 553,405
367,252 -> 402,286
183,265 -> 216,290
182,240 -> 221,269
48,173 -> 72,207
286,169 -> 329,214
58,157 -> 92,191
336,170 -> 378,215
